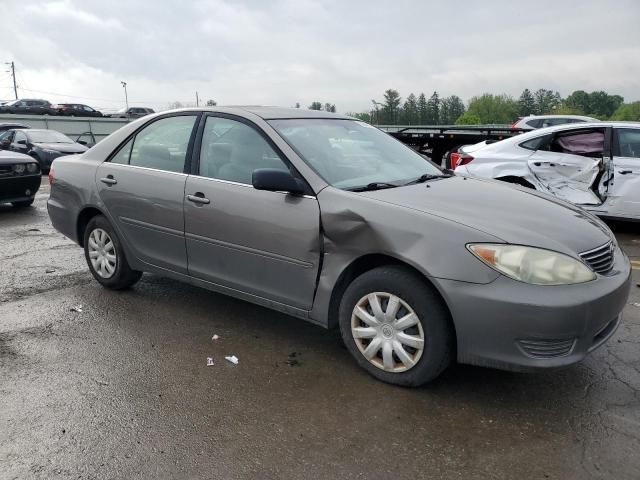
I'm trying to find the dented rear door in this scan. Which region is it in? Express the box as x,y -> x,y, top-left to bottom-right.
526,128 -> 606,205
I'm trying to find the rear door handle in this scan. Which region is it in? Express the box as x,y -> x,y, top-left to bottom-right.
187,193 -> 210,205
618,170 -> 633,175
100,176 -> 117,185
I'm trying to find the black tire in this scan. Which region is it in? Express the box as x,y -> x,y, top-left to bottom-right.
12,198 -> 34,208
339,266 -> 454,387
83,215 -> 142,290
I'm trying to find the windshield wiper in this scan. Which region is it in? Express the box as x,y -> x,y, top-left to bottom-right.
402,172 -> 451,186
346,182 -> 399,192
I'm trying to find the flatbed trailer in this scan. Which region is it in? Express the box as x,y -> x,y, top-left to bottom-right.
376,125 -> 529,168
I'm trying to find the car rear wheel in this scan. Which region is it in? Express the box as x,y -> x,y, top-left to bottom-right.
339,266 -> 454,386
12,199 -> 34,208
83,215 -> 142,290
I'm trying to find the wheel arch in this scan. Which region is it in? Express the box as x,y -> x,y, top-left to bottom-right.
76,206 -> 105,247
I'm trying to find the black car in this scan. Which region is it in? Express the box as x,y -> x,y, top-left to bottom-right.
108,107 -> 155,119
54,103 -> 103,117
0,150 -> 41,207
0,99 -> 54,115
0,128 -> 88,172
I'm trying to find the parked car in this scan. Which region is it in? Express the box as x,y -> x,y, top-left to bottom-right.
0,98 -> 54,115
47,107 -> 630,386
108,107 -> 155,119
0,122 -> 30,133
0,128 -> 88,172
512,114 -> 598,130
0,150 -> 41,207
53,103 -> 103,117
454,122 -> 640,221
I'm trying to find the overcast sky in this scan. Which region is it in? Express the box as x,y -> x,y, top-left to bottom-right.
1,0 -> 639,112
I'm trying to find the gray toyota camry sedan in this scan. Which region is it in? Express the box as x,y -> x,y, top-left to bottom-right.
47,107 -> 631,386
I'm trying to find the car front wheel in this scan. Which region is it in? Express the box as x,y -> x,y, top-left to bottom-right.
83,215 -> 142,290
339,266 -> 454,386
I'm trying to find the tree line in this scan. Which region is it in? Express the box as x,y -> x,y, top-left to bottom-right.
167,91 -> 640,124
343,89 -> 640,125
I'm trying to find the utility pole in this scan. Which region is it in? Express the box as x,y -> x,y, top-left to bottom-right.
120,81 -> 128,110
195,91 -> 199,107
5,61 -> 17,99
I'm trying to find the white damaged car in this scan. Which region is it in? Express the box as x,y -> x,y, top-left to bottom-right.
453,122 -> 640,221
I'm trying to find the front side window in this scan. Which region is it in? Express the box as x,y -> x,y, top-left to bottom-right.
128,115 -> 196,173
14,130 -> 28,143
269,119 -> 442,190
198,116 -> 288,184
549,129 -> 604,157
616,129 -> 640,159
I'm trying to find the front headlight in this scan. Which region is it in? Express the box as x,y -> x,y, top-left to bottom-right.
26,162 -> 39,173
12,164 -> 26,174
468,244 -> 596,285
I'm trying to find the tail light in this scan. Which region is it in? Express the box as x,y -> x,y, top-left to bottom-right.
511,117 -> 523,128
451,152 -> 474,168
48,167 -> 54,185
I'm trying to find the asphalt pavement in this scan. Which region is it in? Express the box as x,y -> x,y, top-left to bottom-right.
1,178 -> 639,479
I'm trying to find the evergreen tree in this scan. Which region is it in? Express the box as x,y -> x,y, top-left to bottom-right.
401,93 -> 419,124
425,91 -> 440,124
518,89 -> 535,116
382,89 -> 402,124
308,101 -> 322,110
440,95 -> 465,124
417,93 -> 428,124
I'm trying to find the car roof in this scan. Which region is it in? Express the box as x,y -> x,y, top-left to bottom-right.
519,114 -> 597,121
165,106 -> 352,120
0,123 -> 29,128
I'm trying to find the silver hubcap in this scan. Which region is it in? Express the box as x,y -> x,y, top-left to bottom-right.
351,292 -> 424,373
88,228 -> 117,279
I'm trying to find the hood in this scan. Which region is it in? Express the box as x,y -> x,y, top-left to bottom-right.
34,142 -> 88,153
0,149 -> 34,165
360,176 -> 611,255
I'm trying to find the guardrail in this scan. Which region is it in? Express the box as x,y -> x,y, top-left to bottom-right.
0,114 -> 130,144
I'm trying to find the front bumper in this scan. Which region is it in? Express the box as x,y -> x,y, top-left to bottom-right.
436,246 -> 631,370
0,174 -> 41,204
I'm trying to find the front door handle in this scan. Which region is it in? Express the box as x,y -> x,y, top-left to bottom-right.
187,193 -> 210,205
618,170 -> 633,175
100,175 -> 117,185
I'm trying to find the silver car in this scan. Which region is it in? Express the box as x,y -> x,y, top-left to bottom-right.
47,107 -> 631,386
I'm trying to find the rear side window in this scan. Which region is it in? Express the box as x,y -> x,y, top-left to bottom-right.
110,138 -> 133,165
616,129 -> 640,159
526,119 -> 542,128
110,115 -> 197,172
520,135 -> 549,151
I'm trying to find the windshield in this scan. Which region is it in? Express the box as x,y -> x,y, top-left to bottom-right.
27,130 -> 74,144
269,119 -> 443,190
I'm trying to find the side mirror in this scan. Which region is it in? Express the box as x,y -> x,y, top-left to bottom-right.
77,140 -> 87,145
252,168 -> 306,195
16,139 -> 27,146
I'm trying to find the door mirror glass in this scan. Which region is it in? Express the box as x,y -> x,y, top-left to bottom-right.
252,168 -> 305,195
16,139 -> 27,145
